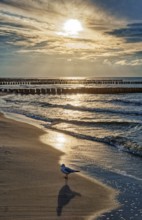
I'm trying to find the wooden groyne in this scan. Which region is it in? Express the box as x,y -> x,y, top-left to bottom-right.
0,78 -> 142,85
0,87 -> 142,95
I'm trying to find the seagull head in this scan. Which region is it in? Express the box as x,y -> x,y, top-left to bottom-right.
61,164 -> 65,167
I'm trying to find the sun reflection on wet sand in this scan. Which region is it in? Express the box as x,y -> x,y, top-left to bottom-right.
40,130 -> 76,153
54,133 -> 66,151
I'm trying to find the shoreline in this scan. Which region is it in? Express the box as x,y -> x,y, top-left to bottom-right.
0,112 -> 119,219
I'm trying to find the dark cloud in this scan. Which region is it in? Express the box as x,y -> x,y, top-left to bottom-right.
0,29 -> 51,53
0,29 -> 30,52
127,23 -> 142,28
0,21 -> 27,28
66,37 -> 97,44
86,19 -> 110,31
0,32 -> 24,43
27,40 -> 48,50
107,23 -> 142,43
126,37 -> 142,43
0,20 -> 40,31
133,51 -> 142,57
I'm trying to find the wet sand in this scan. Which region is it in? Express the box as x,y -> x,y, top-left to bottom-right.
0,113 -> 119,220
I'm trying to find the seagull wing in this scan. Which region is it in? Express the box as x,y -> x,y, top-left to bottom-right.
61,165 -> 80,174
64,167 -> 77,173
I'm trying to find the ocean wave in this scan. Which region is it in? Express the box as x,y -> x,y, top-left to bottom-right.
86,98 -> 142,107
30,101 -> 142,116
113,169 -> 142,181
109,99 -> 142,106
0,107 -> 53,124
3,98 -> 142,116
1,105 -> 142,157
3,93 -> 142,107
45,126 -> 142,157
1,105 -> 141,131
58,120 -> 140,127
103,136 -> 142,157
3,98 -> 28,104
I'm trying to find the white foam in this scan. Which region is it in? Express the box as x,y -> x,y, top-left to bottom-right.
114,169 -> 142,182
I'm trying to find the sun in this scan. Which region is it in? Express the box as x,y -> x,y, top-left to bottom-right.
63,19 -> 83,36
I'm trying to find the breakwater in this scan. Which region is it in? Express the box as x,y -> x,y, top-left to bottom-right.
0,78 -> 142,85
0,87 -> 142,94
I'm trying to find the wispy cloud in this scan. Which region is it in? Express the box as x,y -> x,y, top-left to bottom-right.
116,59 -> 142,66
0,0 -> 142,77
1,0 -> 124,56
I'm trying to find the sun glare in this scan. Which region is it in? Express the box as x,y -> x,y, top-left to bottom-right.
63,19 -> 83,36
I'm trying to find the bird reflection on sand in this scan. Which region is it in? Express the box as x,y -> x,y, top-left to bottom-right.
57,179 -> 81,216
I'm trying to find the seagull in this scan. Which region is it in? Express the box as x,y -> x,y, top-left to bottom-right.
61,164 -> 80,179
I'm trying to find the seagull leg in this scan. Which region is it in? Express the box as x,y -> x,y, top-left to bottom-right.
65,178 -> 68,185
64,174 -> 68,179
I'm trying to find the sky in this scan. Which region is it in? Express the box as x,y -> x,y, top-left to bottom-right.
0,0 -> 142,78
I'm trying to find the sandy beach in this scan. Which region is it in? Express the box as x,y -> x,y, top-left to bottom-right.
0,113 -> 119,220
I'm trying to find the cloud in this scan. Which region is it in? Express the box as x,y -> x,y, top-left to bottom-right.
0,0 -> 142,74
0,0 -> 121,55
115,59 -> 142,66
107,22 -> 142,43
102,49 -> 142,67
134,51 -> 142,57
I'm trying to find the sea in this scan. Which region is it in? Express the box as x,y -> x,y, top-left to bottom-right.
0,77 -> 142,220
